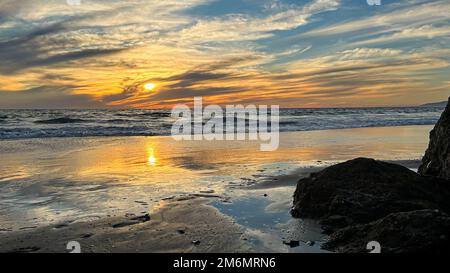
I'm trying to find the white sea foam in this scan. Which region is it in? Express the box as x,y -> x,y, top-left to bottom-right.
0,106 -> 443,139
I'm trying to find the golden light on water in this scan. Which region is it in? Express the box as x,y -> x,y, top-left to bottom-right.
148,155 -> 156,166
147,147 -> 157,166
144,83 -> 156,91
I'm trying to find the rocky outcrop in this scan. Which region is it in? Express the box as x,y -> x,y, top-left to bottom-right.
291,99 -> 450,252
292,158 -> 450,226
324,209 -> 450,253
291,158 -> 450,252
419,97 -> 450,179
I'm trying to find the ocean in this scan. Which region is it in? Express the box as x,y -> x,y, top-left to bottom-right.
0,106 -> 444,139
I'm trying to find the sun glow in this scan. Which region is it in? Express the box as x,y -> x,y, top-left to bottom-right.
147,147 -> 157,166
144,83 -> 156,91
148,155 -> 156,166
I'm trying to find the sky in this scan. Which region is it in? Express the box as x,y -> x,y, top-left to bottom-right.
0,0 -> 449,109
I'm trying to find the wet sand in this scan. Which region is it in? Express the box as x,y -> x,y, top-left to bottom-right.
0,196 -> 251,253
0,159 -> 420,253
0,125 -> 431,253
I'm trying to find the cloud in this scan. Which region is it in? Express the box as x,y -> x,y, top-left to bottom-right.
102,46 -> 449,108
298,0 -> 450,38
0,18 -> 129,74
0,0 -> 449,108
353,25 -> 450,46
166,0 -> 340,47
0,85 -> 103,109
103,57 -> 260,107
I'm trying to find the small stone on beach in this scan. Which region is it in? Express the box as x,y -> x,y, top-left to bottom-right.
282,240 -> 300,248
177,229 -> 185,234
131,213 -> 151,222
111,213 -> 150,228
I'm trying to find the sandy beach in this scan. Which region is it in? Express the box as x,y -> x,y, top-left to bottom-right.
0,125 -> 431,253
0,196 -> 252,253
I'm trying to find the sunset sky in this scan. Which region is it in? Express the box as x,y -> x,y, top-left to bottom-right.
0,0 -> 449,109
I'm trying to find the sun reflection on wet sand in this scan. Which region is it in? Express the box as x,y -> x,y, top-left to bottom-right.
147,146 -> 157,166
0,125 -> 432,230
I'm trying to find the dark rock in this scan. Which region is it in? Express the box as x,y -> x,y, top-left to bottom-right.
319,215 -> 351,234
324,210 -> 450,253
289,100 -> 450,252
54,223 -> 70,229
291,157 -> 450,252
130,214 -> 150,222
306,241 -> 315,246
19,226 -> 38,230
282,240 -> 300,248
10,246 -> 41,253
291,158 -> 450,227
112,220 -> 140,228
192,240 -> 201,245
419,97 -> 450,179
112,214 -> 150,228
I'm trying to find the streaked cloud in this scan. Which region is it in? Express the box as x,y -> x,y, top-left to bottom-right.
353,25 -> 450,46
0,0 -> 449,108
299,0 -> 450,38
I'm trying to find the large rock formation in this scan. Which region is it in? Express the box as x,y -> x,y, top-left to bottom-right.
419,97 -> 450,179
291,100 -> 450,252
292,158 -> 450,232
324,209 -> 450,253
291,158 -> 450,252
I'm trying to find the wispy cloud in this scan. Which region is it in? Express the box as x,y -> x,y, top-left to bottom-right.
353,25 -> 450,46
299,0 -> 450,38
0,0 -> 449,108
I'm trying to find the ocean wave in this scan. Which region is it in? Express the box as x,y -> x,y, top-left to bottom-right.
0,126 -> 158,139
115,112 -> 171,118
0,107 -> 444,140
105,119 -> 133,124
34,117 -> 89,124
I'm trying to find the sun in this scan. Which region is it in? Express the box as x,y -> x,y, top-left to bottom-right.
144,83 -> 156,91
